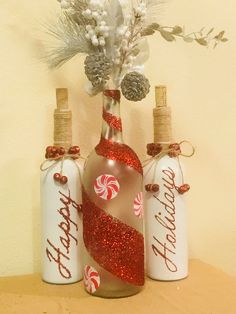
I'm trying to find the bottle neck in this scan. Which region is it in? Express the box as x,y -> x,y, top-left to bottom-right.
153,107 -> 172,144
101,90 -> 123,143
54,110 -> 72,148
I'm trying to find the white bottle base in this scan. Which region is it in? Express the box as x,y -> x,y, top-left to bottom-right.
42,277 -> 82,285
147,272 -> 189,282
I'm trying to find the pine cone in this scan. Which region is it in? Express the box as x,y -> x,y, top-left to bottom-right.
84,53 -> 112,88
121,71 -> 150,101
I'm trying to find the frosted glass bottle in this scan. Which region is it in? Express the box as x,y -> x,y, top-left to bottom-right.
144,86 -> 188,281
41,88 -> 83,284
82,90 -> 145,297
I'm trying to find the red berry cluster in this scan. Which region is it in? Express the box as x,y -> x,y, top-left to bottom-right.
45,146 -> 66,159
68,146 -> 80,158
145,182 -> 190,194
145,184 -> 160,193
45,145 -> 80,159
178,184 -> 190,194
146,143 -> 162,157
168,143 -> 181,158
53,173 -> 68,185
45,145 -> 80,185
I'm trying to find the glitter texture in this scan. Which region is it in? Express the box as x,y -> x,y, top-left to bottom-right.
82,188 -> 145,286
103,89 -> 121,102
103,108 -> 123,131
95,137 -> 143,175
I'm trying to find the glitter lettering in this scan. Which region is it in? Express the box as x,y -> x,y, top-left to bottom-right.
46,189 -> 80,279
46,239 -> 71,279
152,167 -> 178,272
152,236 -> 177,272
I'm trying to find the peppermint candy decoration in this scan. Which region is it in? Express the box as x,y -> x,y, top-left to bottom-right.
94,174 -> 120,200
84,265 -> 100,294
134,192 -> 143,218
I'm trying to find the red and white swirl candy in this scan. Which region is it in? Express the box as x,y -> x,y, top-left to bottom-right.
84,265 -> 100,294
94,174 -> 120,200
134,192 -> 143,218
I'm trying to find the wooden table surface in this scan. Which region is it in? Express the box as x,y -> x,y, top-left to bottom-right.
0,259 -> 235,314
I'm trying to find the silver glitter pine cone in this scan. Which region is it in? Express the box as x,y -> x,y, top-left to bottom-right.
84,52 -> 112,88
121,71 -> 150,101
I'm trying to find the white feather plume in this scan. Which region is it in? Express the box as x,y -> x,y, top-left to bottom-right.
44,13 -> 95,68
104,0 -> 124,58
144,0 -> 166,25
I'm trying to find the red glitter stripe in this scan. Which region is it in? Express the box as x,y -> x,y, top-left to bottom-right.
103,90 -> 121,102
95,138 -> 143,175
102,108 -> 122,132
82,188 -> 144,286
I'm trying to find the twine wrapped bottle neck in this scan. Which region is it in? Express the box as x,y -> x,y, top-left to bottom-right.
54,88 -> 72,150
101,90 -> 123,143
153,86 -> 172,145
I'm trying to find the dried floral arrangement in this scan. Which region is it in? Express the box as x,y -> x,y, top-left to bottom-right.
45,0 -> 227,101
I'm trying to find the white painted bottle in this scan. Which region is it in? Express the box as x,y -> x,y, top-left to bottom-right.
144,86 -> 189,281
41,88 -> 83,284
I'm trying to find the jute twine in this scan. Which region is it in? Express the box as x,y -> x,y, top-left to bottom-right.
54,111 -> 72,149
153,107 -> 172,143
144,85 -> 195,187
153,85 -> 172,143
54,88 -> 72,150
40,153 -> 86,185
40,89 -> 86,187
143,141 -> 195,187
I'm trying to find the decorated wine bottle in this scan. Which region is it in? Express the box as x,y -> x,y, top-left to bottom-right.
41,88 -> 83,284
82,90 -> 144,297
144,86 -> 189,281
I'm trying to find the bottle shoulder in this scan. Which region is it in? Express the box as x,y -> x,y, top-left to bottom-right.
40,158 -> 84,177
144,155 -> 185,183
144,155 -> 183,171
93,138 -> 143,175
157,155 -> 182,168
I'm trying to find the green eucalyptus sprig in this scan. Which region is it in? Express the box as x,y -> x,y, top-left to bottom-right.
141,23 -> 228,48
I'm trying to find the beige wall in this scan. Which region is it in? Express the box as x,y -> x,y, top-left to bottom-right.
0,0 -> 235,277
